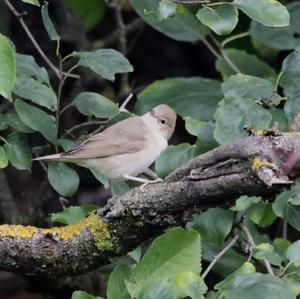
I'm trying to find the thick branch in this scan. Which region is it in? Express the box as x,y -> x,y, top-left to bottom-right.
1,134 -> 300,277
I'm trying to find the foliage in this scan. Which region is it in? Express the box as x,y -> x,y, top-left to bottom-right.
1,0 -> 300,298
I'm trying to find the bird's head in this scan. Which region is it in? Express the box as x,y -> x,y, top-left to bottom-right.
143,104 -> 177,140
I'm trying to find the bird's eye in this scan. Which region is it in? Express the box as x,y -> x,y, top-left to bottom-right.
160,119 -> 166,125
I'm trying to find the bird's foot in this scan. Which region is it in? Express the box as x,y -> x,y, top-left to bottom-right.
140,178 -> 163,192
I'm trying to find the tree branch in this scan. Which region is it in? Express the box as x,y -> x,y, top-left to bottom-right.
0,134 -> 300,277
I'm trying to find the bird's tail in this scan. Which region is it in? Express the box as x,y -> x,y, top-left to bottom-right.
32,153 -> 63,162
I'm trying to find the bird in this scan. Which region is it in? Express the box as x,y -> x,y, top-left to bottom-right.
33,104 -> 177,187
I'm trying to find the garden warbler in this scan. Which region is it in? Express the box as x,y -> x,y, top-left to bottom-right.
34,104 -> 177,185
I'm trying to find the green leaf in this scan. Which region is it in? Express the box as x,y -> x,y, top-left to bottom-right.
71,290 -> 103,299
250,2 -> 300,50
72,92 -> 120,118
214,97 -> 272,145
287,241 -> 300,266
273,238 -> 290,259
132,228 -> 201,296
13,77 -> 57,111
64,0 -> 105,31
130,0 -> 206,42
73,49 -> 133,81
233,0 -> 290,27
0,146 -> 8,168
137,278 -> 177,299
4,132 -> 32,170
215,262 -> 256,291
107,265 -> 132,299
196,4 -> 238,36
220,273 -> 295,299
0,33 -> 16,100
184,117 -> 206,137
51,205 -> 97,224
135,77 -> 223,121
248,201 -> 276,227
0,112 -> 34,133
215,49 -> 277,81
191,208 -> 234,245
273,189 -> 292,218
231,196 -> 262,212
15,99 -> 57,144
158,0 -> 177,21
22,0 -> 40,6
58,138 -> 77,151
281,47 -> 300,123
15,53 -> 49,84
90,168 -> 110,189
128,246 -> 142,263
175,272 -> 207,298
194,121 -> 218,155
41,2 -> 60,41
48,163 -> 79,197
155,143 -> 195,178
253,243 -> 283,266
110,180 -> 130,195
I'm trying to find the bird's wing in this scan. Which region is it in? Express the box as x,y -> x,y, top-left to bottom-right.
62,116 -> 146,159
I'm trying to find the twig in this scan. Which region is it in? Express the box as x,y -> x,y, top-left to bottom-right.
201,235 -> 239,279
119,93 -> 133,112
61,120 -> 107,138
240,223 -> 274,275
3,0 -> 79,79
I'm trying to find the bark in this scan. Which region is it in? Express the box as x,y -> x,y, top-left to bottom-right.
0,134 -> 300,277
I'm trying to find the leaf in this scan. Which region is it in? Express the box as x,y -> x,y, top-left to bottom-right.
248,201 -> 277,227
184,117 -> 206,137
253,243 -> 283,266
58,138 -> 77,151
215,262 -> 256,291
13,77 -> 57,111
281,47 -> 300,123
22,0 -> 40,6
0,112 -> 34,133
128,246 -> 142,263
155,143 -> 195,178
107,265 -> 132,299
215,49 -> 277,81
130,0 -> 206,42
47,163 -> 79,197
4,132 -> 32,170
214,97 -> 272,145
135,77 -> 223,121
175,272 -> 207,298
191,208 -> 234,245
158,0 -> 177,21
196,4 -> 238,36
272,189 -> 292,218
15,53 -> 49,84
273,238 -> 290,259
110,180 -> 130,195
71,290 -> 103,299
90,168 -> 110,189
250,2 -> 300,50
73,49 -> 133,81
15,99 -> 57,144
0,146 -> 8,168
132,228 -> 201,296
231,196 -> 262,212
220,273 -> 295,299
137,278 -> 177,299
72,92 -> 120,118
233,0 -> 290,27
287,241 -> 300,266
64,0 -> 105,31
51,205 -> 97,224
0,33 -> 16,100
41,2 -> 60,41
194,121 -> 218,155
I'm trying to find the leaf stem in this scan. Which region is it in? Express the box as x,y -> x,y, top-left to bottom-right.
274,71 -> 283,91
221,31 -> 250,48
201,235 -> 239,279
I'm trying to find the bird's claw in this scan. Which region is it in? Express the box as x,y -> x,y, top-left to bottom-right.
140,178 -> 163,192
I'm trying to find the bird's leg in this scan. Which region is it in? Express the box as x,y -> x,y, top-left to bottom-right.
119,93 -> 133,113
122,174 -> 163,191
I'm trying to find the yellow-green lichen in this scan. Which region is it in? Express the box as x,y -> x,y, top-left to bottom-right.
252,158 -> 278,173
0,214 -> 111,249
